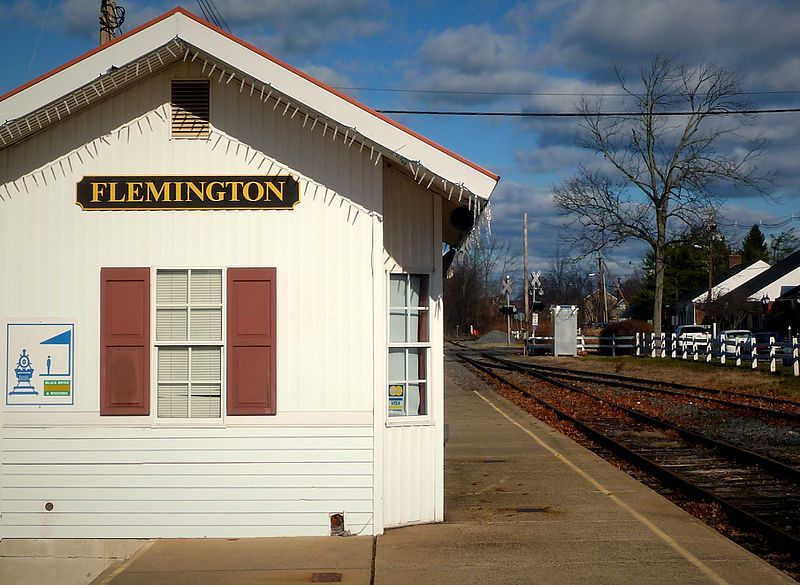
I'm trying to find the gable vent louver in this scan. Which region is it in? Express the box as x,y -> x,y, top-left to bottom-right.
171,79 -> 210,139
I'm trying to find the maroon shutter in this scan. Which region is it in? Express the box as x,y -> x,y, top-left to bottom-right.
100,267 -> 150,415
227,268 -> 277,415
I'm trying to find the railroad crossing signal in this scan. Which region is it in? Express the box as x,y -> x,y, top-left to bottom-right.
530,271 -> 541,288
501,276 -> 513,296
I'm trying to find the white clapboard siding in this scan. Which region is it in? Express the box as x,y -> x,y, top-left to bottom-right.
1,425 -> 373,537
4,499 -> 374,514
4,426 -> 373,439
3,487 -> 373,502
3,436 -> 372,451
1,466 -> 373,484
3,513 -> 374,527
4,524 -> 373,539
4,462 -> 372,475
0,58 -> 385,537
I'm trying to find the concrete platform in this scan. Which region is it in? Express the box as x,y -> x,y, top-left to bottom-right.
373,355 -> 797,585
76,355 -> 797,585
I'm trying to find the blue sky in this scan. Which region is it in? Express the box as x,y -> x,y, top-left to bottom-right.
2,0 -> 800,279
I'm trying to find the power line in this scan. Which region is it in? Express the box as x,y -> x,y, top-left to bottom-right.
718,216 -> 800,230
207,0 -> 230,32
376,107 -> 800,117
338,86 -> 800,98
196,0 -> 230,32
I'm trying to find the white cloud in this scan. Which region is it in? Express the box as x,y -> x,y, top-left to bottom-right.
55,0 -> 385,55
217,0 -> 386,56
544,0 -> 800,90
402,24 -> 541,106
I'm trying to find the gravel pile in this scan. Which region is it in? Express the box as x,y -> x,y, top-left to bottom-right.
475,330 -> 509,344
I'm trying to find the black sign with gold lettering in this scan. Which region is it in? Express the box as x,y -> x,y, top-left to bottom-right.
76,176 -> 300,210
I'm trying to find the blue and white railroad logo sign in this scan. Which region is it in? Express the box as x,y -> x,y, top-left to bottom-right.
12,349 -> 37,394
6,324 -> 75,406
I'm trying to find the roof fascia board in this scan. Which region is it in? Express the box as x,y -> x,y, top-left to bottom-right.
0,14 -> 180,125
690,260 -> 770,303
1,10 -> 498,200
747,267 -> 800,301
175,16 -> 496,198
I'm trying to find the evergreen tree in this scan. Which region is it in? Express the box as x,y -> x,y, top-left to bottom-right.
631,225 -> 731,321
741,224 -> 769,263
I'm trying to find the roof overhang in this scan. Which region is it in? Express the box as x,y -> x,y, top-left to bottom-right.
0,8 -> 499,207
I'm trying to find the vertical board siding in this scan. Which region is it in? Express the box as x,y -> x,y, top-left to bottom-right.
382,166 -> 436,273
382,426 -> 436,527
380,167 -> 444,528
0,60 -> 381,537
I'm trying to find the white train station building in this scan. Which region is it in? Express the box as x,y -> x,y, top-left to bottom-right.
0,8 -> 498,543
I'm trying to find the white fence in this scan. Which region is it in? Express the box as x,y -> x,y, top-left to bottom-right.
635,333 -> 800,376
526,333 -> 800,376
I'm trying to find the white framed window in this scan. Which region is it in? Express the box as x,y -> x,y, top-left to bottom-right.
155,269 -> 223,418
388,273 -> 430,418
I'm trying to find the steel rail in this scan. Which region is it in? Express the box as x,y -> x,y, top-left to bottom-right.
486,352 -> 800,422
507,353 -> 800,409
479,351 -> 800,481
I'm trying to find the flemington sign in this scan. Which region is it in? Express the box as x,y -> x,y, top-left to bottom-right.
76,175 -> 300,210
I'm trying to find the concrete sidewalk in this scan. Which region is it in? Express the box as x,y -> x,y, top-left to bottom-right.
87,355 -> 797,585
90,536 -> 373,585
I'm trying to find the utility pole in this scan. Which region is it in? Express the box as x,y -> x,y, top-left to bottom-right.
100,0 -> 116,45
523,213 -> 529,355
598,255 -> 609,324
706,223 -> 715,306
100,0 -> 125,46
501,276 -> 513,346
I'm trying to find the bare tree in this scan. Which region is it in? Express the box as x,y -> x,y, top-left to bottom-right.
542,248 -> 592,309
554,55 -> 770,333
443,235 -> 519,336
702,289 -> 756,330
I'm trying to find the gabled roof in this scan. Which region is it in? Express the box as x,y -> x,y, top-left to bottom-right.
776,284 -> 800,300
0,7 -> 498,202
728,250 -> 800,300
676,260 -> 770,304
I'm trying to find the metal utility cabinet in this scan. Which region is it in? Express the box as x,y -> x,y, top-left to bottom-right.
551,305 -> 579,356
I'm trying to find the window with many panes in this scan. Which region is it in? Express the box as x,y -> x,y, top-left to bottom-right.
388,274 -> 429,417
155,269 -> 223,418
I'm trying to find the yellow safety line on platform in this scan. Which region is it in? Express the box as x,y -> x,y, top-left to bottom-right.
473,389 -> 731,585
95,540 -> 155,585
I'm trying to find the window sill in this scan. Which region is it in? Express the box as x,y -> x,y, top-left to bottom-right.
151,418 -> 226,428
385,418 -> 434,428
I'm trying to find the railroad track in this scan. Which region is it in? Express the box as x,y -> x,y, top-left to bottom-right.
468,349 -> 800,470
450,341 -> 800,419
514,355 -> 800,412
480,351 -> 800,424
454,349 -> 800,556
